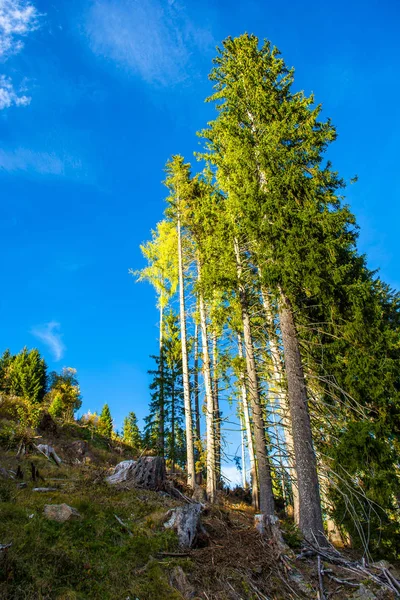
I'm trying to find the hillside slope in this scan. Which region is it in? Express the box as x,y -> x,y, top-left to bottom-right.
0,420 -> 398,599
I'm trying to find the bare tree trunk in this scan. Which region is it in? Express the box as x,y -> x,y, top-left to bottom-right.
238,333 -> 259,509
240,414 -> 248,489
234,238 -> 275,518
198,261 -> 217,503
260,283 -> 299,522
177,215 -> 195,488
212,331 -> 221,486
158,304 -> 165,459
278,291 -> 325,544
171,378 -> 175,471
193,320 -> 202,484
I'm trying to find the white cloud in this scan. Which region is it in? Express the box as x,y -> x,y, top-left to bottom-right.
0,0 -> 40,110
31,321 -> 65,361
0,74 -> 30,107
0,0 -> 38,58
85,0 -> 214,86
0,147 -> 83,176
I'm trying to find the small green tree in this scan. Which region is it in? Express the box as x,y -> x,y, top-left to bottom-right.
98,404 -> 113,438
7,348 -> 47,404
122,412 -> 142,449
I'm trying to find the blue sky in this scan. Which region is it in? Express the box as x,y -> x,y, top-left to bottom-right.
1,0 -> 399,482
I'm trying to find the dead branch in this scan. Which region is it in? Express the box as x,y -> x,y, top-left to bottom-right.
114,514 -> 133,537
317,555 -> 326,600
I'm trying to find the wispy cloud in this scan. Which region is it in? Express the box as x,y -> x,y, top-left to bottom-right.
31,321 -> 65,361
84,0 -> 214,86
0,0 -> 39,57
0,147 -> 84,177
0,0 -> 40,108
0,74 -> 30,108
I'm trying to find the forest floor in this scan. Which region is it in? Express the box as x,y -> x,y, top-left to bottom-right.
0,422 -> 398,599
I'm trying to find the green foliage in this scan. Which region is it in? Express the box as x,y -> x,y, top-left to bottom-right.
46,367 -> 82,422
195,32 -> 400,553
0,347 -> 47,404
122,411 -> 142,449
98,404 -> 113,438
145,312 -> 186,466
133,219 -> 178,310
48,392 -> 64,419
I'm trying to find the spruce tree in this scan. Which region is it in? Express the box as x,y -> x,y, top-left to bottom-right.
8,348 -> 47,404
98,404 -> 113,438
122,412 -> 142,449
145,311 -> 185,467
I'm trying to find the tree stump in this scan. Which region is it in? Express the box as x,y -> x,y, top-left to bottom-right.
106,456 -> 166,490
164,503 -> 202,548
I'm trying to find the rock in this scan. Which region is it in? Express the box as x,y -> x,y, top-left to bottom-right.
169,566 -> 195,599
164,503 -> 202,548
33,487 -> 58,492
192,485 -> 207,504
17,482 -> 27,489
36,444 -> 62,466
107,457 -> 166,490
44,504 -> 81,523
351,584 -> 377,600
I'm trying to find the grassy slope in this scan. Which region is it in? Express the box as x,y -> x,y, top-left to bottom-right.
0,420 -> 397,600
0,450 -> 185,600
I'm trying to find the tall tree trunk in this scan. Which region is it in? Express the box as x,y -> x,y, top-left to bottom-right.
234,238 -> 275,518
198,260 -> 217,503
238,333 -> 259,509
212,331 -> 221,486
158,304 -> 165,459
260,283 -> 299,522
240,413 -> 248,489
278,291 -> 325,544
171,377 -> 175,471
194,321 -> 201,442
193,320 -> 202,484
177,215 -> 195,488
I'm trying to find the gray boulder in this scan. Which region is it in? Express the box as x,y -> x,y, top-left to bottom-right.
44,503 -> 81,523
